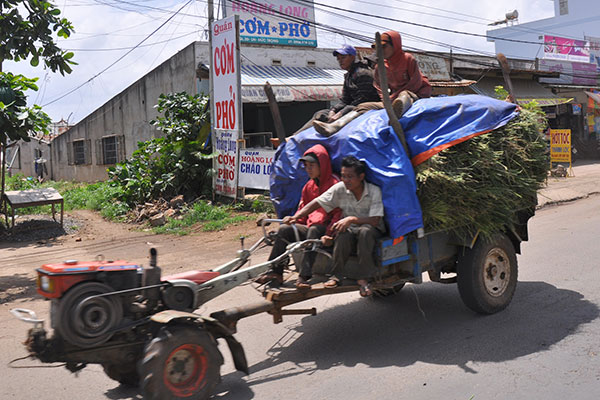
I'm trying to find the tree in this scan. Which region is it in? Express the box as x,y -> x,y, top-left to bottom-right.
108,92 -> 213,206
0,0 -> 75,143
1,0 -> 75,210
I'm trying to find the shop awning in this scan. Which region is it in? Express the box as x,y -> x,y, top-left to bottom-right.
518,98 -> 573,106
241,65 -> 345,103
469,78 -> 570,105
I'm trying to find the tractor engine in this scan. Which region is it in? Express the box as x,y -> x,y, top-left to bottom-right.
37,258 -> 147,347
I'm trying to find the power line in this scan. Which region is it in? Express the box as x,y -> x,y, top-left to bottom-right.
63,31 -> 197,51
42,0 -> 195,107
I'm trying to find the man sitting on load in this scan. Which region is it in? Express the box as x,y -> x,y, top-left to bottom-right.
296,44 -> 379,135
285,156 -> 385,297
312,30 -> 431,137
256,144 -> 341,288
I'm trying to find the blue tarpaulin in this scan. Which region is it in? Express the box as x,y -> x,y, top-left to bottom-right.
270,94 -> 519,238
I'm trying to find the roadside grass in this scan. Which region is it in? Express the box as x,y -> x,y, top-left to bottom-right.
152,202 -> 253,235
4,174 -> 269,234
4,174 -> 130,221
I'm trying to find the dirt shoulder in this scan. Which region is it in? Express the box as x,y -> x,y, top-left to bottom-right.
0,209 -> 270,304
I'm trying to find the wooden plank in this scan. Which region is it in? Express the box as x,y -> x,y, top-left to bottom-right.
263,81 -> 287,144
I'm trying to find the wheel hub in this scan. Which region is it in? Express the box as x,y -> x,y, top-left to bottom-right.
164,344 -> 208,396
483,248 -> 510,297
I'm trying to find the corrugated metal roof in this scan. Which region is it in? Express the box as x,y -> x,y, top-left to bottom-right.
241,65 -> 345,86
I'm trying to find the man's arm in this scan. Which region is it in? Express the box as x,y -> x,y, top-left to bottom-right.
331,215 -> 380,233
283,198 -> 321,225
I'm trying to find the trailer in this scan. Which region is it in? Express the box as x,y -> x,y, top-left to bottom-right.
11,208 -> 533,399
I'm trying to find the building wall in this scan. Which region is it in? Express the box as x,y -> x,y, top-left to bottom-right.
44,42 -> 198,182
17,42 -> 343,182
487,0 -> 600,60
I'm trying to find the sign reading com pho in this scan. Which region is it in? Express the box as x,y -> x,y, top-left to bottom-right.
225,0 -> 317,47
211,16 -> 243,198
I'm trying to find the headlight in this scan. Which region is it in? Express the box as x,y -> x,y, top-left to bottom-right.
39,275 -> 54,293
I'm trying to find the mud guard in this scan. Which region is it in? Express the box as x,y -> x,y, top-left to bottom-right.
150,310 -> 249,374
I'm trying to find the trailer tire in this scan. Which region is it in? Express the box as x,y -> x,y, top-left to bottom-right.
457,233 -> 518,314
140,324 -> 223,400
102,362 -> 140,387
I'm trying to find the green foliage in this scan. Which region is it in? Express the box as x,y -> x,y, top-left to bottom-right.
494,85 -> 509,100
0,72 -> 51,142
0,0 -> 75,145
416,109 -> 549,239
108,92 -> 213,206
0,0 -> 76,74
152,201 -> 251,235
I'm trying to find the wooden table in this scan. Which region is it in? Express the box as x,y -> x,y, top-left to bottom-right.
2,187 -> 64,228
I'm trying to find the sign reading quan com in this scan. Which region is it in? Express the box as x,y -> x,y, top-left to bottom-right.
211,16 -> 243,198
225,0 -> 317,47
550,129 -> 572,163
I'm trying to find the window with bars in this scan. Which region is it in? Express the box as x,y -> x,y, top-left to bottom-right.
67,139 -> 91,165
96,135 -> 125,165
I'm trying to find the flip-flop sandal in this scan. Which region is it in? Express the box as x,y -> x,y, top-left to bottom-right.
359,283 -> 373,297
295,276 -> 311,289
324,278 -> 340,288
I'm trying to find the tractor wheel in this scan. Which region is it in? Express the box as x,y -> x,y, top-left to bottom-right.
140,324 -> 223,400
55,281 -> 123,347
374,282 -> 406,297
102,362 -> 140,386
457,233 -> 518,314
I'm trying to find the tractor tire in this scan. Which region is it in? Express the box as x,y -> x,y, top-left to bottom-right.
374,282 -> 406,297
102,362 -> 140,387
140,324 -> 223,400
55,281 -> 123,347
457,233 -> 518,314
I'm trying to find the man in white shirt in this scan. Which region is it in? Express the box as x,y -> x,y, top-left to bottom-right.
286,156 -> 385,296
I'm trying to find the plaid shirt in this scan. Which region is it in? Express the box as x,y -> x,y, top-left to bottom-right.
317,181 -> 386,232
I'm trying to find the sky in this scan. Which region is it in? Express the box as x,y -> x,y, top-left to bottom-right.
4,0 -> 555,125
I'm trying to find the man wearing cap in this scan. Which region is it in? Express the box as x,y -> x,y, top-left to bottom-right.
256,144 -> 341,288
326,44 -> 380,122
296,44 -> 379,135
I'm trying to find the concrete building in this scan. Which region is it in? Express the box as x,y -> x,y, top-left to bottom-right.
487,0 -> 600,158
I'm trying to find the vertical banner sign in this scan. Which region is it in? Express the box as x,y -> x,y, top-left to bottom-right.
210,16 -> 242,198
550,129 -> 572,163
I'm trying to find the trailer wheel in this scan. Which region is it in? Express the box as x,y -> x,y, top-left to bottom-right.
102,362 -> 139,386
457,233 -> 518,314
141,324 -> 223,400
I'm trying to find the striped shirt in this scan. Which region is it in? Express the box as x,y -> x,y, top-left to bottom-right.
317,181 -> 386,232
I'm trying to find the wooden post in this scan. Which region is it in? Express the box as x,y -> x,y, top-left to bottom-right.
264,81 -> 287,145
375,32 -> 409,155
496,53 -> 518,105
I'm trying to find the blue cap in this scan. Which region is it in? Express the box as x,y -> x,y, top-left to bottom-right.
333,44 -> 357,56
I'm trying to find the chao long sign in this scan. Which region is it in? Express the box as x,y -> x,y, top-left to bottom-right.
211,16 -> 242,198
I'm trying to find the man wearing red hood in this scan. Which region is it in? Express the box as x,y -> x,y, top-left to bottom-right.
256,144 -> 341,288
373,30 -> 431,100
308,31 -> 431,137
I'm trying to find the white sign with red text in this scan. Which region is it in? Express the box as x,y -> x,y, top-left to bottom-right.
238,148 -> 276,190
211,16 -> 242,198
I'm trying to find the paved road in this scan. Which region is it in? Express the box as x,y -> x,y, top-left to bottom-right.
1,196 -> 599,399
